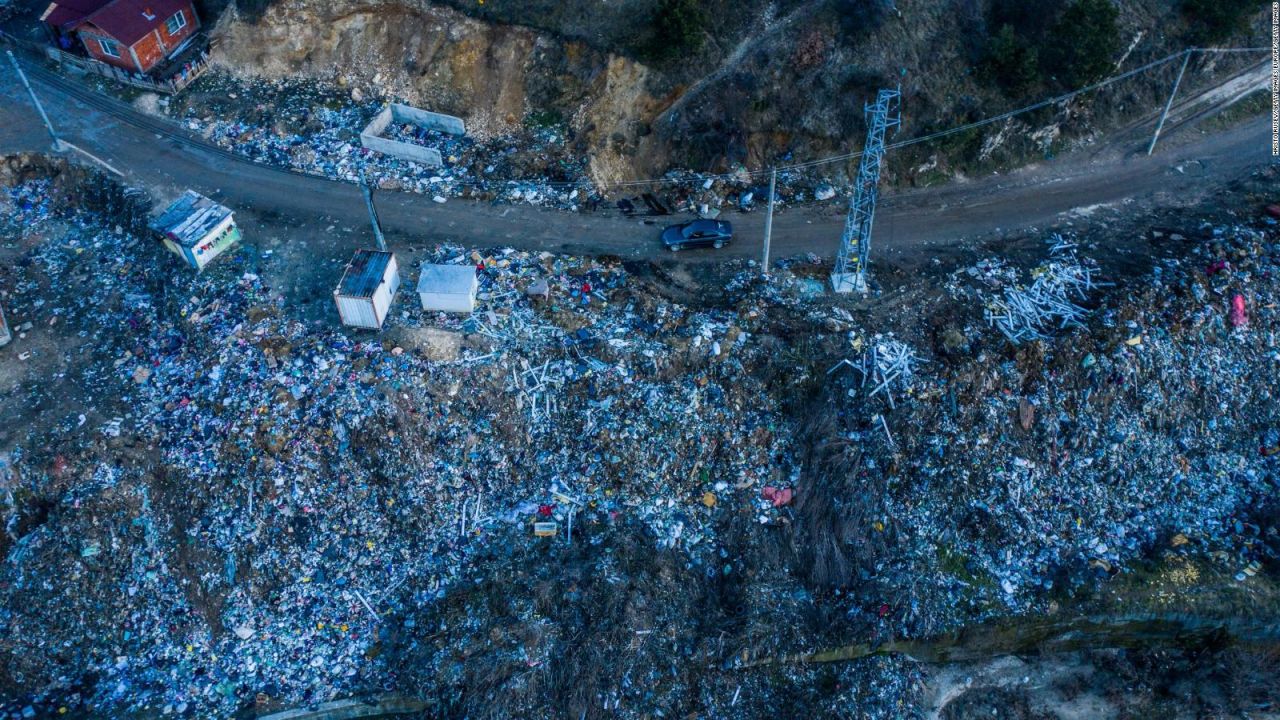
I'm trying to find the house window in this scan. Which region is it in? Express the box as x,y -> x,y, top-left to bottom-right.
98,37 -> 121,58
165,10 -> 187,35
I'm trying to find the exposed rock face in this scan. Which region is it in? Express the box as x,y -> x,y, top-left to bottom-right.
208,0 -> 1271,187
211,0 -> 670,184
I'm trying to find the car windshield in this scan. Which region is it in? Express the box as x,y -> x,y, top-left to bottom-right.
681,221 -> 716,239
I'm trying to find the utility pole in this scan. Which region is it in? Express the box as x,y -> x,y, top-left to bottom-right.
1147,49 -> 1193,156
761,167 -> 776,273
6,50 -> 62,151
358,178 -> 387,251
832,87 -> 901,293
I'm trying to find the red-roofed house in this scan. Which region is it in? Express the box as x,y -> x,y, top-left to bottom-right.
41,0 -> 200,75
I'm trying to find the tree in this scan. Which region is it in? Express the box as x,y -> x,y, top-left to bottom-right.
831,0 -> 894,40
988,0 -> 1064,39
1181,0 -> 1265,43
984,23 -> 1042,94
650,0 -> 708,59
1045,0 -> 1120,88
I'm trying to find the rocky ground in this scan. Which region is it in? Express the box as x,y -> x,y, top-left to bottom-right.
0,153 -> 1277,718
6,0 -> 1263,187
196,0 -> 1271,185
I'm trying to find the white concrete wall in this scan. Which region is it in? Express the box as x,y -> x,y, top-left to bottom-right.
359,104 -> 467,168
391,104 -> 465,136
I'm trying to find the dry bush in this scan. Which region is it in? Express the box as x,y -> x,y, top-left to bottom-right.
792,29 -> 831,71
791,395 -> 890,588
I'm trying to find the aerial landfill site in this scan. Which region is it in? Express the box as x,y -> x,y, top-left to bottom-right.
1,0 -> 1279,718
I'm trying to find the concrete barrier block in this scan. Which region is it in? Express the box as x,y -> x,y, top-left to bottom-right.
358,103 -> 463,169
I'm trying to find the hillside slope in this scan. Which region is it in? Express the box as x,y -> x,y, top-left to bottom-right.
204,0 -> 1271,186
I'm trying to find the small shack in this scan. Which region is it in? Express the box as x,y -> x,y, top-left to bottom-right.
417,264 -> 477,313
335,249 -> 400,330
150,190 -> 239,270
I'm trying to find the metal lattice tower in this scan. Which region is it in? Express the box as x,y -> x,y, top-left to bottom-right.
831,87 -> 901,293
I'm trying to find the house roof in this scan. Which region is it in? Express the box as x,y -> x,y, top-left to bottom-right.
41,0 -> 111,31
416,264 -> 477,296
150,190 -> 234,248
44,0 -> 190,45
337,250 -> 396,298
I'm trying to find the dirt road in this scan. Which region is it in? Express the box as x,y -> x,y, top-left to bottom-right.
0,55 -> 1273,294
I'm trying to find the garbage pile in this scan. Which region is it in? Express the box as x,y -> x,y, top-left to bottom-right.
176,75 -> 596,209
0,180 -> 814,717
835,220 -> 1280,630
982,236 -> 1100,344
172,74 -> 851,213
5,159 -> 1279,718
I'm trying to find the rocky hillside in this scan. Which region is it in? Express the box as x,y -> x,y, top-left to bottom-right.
200,0 -> 1269,183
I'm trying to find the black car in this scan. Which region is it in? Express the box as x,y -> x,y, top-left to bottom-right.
661,219 -> 733,251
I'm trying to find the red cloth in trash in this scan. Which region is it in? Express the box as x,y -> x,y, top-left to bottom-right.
1230,294 -> 1248,328
761,486 -> 793,507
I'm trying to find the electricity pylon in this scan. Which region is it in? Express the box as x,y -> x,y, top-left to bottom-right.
831,87 -> 901,294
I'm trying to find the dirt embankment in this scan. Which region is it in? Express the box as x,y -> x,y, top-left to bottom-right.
207,0 -> 1273,187
210,0 -> 672,187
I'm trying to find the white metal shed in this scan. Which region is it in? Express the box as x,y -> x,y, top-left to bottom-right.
417,264 -> 478,313
334,249 -> 400,330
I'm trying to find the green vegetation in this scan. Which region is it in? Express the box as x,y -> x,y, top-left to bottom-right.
981,0 -> 1061,95
1181,0 -> 1266,43
524,108 -> 565,130
1044,0 -> 1121,88
642,0 -> 709,61
831,0 -> 893,39
984,24 -> 1042,93
935,544 -> 1000,608
987,0 -> 1063,35
981,0 -> 1120,94
1204,89 -> 1271,130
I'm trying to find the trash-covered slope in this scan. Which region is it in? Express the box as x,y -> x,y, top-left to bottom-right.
0,157 -> 1277,718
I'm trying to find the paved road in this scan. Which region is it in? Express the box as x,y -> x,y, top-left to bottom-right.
0,54 -> 1274,283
